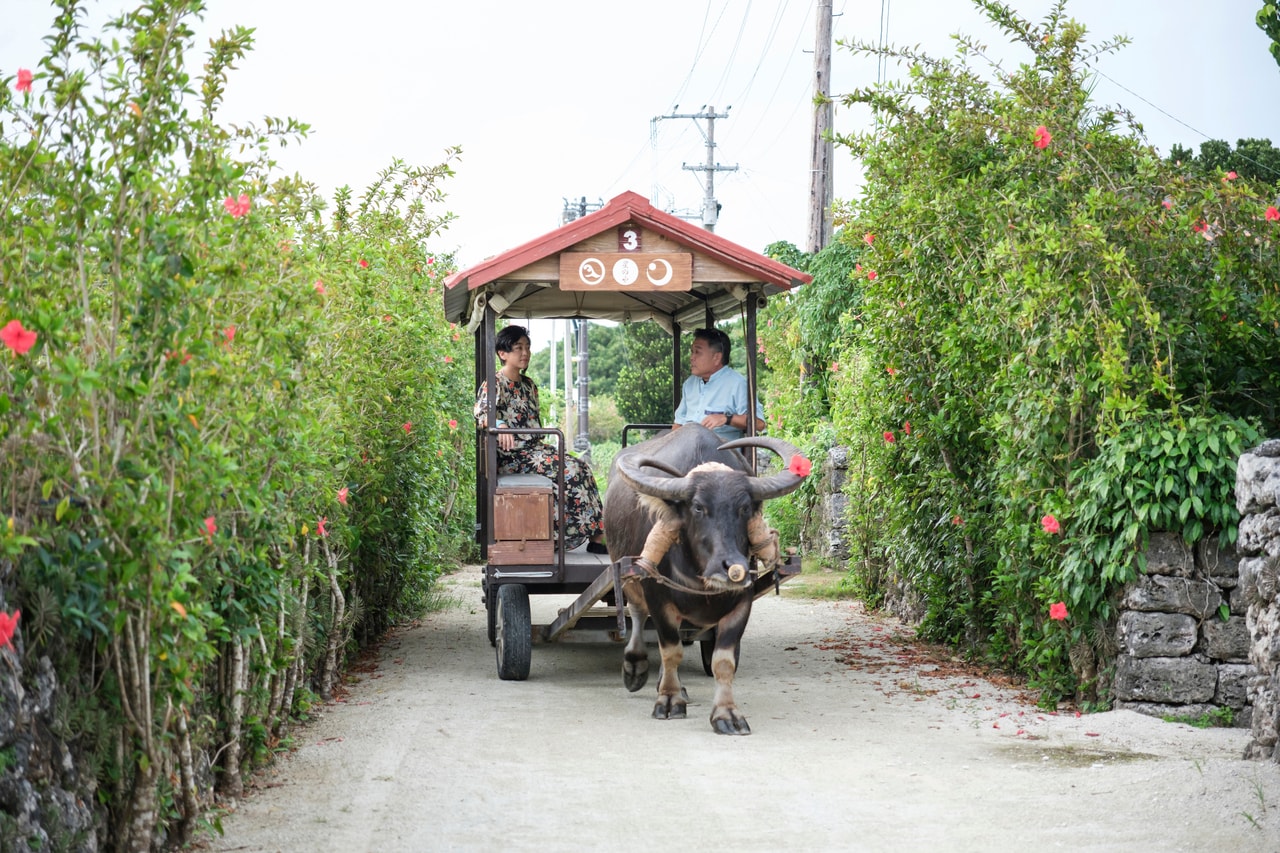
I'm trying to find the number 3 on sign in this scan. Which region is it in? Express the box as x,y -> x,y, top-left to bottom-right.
619,227 -> 640,251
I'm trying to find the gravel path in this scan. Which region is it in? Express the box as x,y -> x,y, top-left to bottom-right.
203,564 -> 1280,852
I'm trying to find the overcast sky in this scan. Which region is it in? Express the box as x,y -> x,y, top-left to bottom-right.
5,0 -> 1280,269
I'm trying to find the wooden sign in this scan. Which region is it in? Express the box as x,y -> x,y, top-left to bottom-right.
560,253 -> 692,292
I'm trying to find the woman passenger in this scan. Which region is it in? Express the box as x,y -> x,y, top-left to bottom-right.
474,324 -> 607,553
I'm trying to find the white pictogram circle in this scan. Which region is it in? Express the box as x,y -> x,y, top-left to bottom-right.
579,258 -> 605,285
646,258 -> 673,286
613,258 -> 639,286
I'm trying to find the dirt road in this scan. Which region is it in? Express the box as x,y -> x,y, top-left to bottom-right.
204,565 -> 1280,852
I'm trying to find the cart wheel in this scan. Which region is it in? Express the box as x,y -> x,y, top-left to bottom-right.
495,584 -> 532,681
485,590 -> 497,647
700,631 -> 716,677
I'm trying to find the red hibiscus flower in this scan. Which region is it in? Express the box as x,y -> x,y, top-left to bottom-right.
203,516 -> 217,537
403,422 -> 412,433
1033,125 -> 1052,149
883,431 -> 896,443
863,232 -> 875,246
1,319 -> 38,354
787,455 -> 812,477
448,419 -> 458,430
358,259 -> 370,269
223,194 -> 251,218
1049,601 -> 1069,621
903,421 -> 911,435
314,280 -> 326,295
337,487 -> 349,505
1267,206 -> 1280,222
223,325 -> 236,345
1041,514 -> 1061,535
0,610 -> 19,648
15,69 -> 33,93
317,516 -> 328,537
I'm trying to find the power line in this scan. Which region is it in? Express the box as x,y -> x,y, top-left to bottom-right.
877,0 -> 892,85
670,0 -> 733,114
709,0 -> 754,106
727,0 -> 794,110
1093,68 -> 1280,181
734,1 -> 812,153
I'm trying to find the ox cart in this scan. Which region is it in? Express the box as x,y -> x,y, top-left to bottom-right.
443,192 -> 812,686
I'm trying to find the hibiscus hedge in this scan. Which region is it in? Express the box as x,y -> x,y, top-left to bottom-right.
764,1 -> 1278,707
1,3 -> 471,849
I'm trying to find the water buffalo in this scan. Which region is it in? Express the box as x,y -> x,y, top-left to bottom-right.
603,424 -> 807,734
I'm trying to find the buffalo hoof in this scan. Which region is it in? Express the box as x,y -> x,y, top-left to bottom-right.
623,655 -> 649,693
710,709 -> 751,736
652,695 -> 687,720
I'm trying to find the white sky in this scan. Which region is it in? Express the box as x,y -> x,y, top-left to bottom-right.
5,0 -> 1280,269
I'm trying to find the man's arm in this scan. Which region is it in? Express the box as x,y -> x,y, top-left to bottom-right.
724,411 -> 765,433
672,380 -> 690,429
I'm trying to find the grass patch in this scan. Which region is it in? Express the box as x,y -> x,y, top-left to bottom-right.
1161,706 -> 1235,729
782,557 -> 862,600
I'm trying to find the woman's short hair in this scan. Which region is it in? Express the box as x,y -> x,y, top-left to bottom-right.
693,327 -> 731,363
495,324 -> 530,354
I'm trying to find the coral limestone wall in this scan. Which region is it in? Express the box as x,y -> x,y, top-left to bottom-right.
1235,439 -> 1280,761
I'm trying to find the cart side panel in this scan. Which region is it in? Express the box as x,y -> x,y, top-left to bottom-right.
489,475 -> 555,566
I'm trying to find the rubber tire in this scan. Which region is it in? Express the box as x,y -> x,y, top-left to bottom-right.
495,584 -> 532,681
485,587 -> 497,647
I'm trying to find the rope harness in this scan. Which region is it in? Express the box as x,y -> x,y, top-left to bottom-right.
619,513 -> 782,599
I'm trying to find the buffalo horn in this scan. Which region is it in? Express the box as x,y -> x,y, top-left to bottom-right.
718,436 -> 808,502
614,451 -> 694,503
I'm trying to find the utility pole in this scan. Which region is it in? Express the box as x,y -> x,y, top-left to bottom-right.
655,107 -> 738,231
808,0 -> 834,253
574,319 -> 590,457
560,196 -> 603,225
556,196 -> 602,456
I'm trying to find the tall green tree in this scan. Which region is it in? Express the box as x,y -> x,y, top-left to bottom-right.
1260,3 -> 1280,70
1168,137 -> 1280,185
616,322 -> 675,425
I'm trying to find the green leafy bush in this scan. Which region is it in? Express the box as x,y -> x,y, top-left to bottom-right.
825,1 -> 1279,703
0,3 -> 471,848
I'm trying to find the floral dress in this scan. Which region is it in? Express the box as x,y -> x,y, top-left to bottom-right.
474,372 -> 604,550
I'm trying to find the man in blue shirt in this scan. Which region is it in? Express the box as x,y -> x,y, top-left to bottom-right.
673,327 -> 765,441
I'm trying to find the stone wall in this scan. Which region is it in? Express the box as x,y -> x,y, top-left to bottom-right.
1112,532 -> 1252,728
0,584 -> 99,851
1235,439 -> 1280,761
810,446 -> 851,563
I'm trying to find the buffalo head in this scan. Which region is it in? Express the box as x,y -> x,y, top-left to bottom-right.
612,434 -> 806,591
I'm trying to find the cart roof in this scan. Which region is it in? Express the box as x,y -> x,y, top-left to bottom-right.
442,191 -> 811,330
